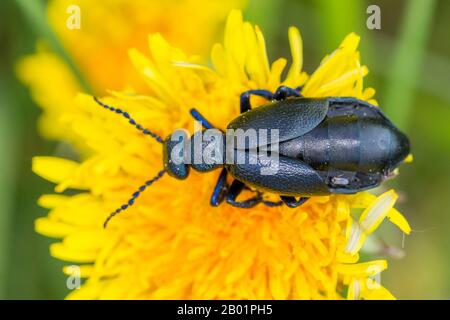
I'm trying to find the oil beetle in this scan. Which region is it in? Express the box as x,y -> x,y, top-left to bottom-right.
94,85 -> 410,227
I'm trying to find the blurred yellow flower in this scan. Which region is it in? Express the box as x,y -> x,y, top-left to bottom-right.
17,0 -> 242,141
32,10 -> 410,299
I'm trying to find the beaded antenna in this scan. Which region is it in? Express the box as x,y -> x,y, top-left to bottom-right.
93,97 -> 166,228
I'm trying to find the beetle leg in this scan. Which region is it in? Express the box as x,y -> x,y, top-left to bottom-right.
210,168 -> 229,206
189,108 -> 215,129
260,195 -> 284,207
226,180 -> 262,208
295,85 -> 304,93
263,201 -> 284,207
211,173 -> 283,208
240,89 -> 274,113
274,86 -> 301,100
280,196 -> 309,208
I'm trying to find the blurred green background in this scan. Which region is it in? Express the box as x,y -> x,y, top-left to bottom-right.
1,0 -> 449,299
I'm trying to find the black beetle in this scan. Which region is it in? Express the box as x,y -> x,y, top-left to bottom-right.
94,85 -> 410,227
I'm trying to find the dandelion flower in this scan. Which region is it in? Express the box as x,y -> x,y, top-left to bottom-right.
33,10 -> 411,300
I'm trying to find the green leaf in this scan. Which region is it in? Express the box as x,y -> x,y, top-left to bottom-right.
382,0 -> 437,130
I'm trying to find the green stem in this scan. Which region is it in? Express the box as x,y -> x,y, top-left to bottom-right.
317,0 -> 366,51
382,0 -> 437,130
246,0 -> 282,48
0,81 -> 16,298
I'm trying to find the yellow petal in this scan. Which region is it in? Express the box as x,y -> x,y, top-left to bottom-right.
387,208 -> 412,234
347,278 -> 362,300
63,265 -> 94,278
128,48 -> 176,104
66,282 -> 103,300
225,10 -> 246,72
350,192 -> 376,208
340,32 -> 360,52
363,280 -> 396,300
32,156 -> 88,192
32,156 -> 79,184
337,260 -> 387,277
344,218 -> 366,255
37,194 -> 70,209
336,251 -> 360,264
243,23 -> 270,85
255,25 -> 271,82
211,43 -> 227,76
268,58 -> 287,89
50,243 -> 99,263
35,217 -> 77,238
285,27 -> 303,85
359,190 -> 398,234
63,229 -> 109,251
269,272 -> 290,300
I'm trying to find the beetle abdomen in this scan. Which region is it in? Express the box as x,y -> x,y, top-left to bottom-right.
279,100 -> 410,193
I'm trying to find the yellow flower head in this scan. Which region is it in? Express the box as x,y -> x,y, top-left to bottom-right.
47,0 -> 243,93
33,10 -> 411,299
